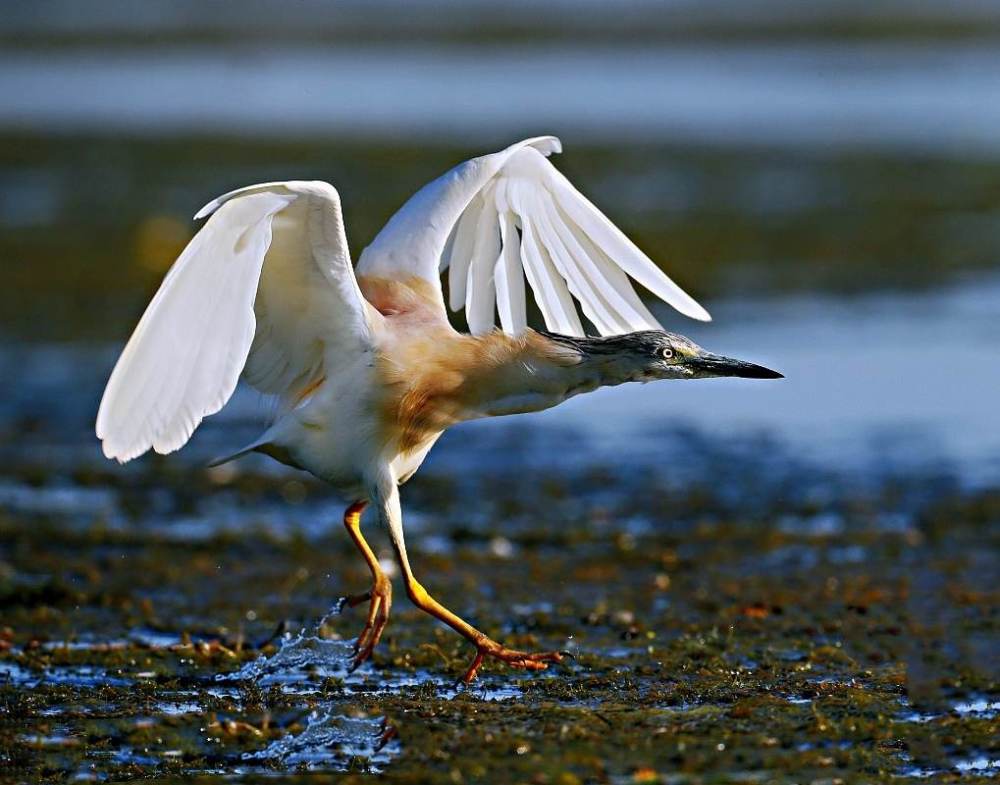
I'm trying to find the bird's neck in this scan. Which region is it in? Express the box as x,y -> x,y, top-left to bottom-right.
379,329 -> 641,452
468,331 -> 638,419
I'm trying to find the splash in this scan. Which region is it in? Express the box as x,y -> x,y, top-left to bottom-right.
218,604 -> 353,686
211,603 -> 399,772
243,711 -> 396,773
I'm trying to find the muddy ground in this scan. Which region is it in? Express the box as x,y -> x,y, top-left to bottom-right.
1,433 -> 997,783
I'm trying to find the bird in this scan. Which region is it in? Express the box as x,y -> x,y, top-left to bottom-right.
96,136 -> 781,683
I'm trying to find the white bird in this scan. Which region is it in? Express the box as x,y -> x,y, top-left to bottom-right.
97,136 -> 780,682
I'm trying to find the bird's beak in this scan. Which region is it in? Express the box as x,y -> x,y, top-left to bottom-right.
685,351 -> 783,379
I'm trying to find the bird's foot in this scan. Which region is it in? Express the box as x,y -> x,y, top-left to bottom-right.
345,575 -> 392,671
461,638 -> 568,683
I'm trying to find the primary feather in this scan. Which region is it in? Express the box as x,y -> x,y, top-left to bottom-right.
358,135 -> 710,336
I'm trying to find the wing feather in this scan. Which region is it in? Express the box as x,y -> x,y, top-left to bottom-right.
532,193 -> 621,335
568,213 -> 663,331
446,194 -> 484,312
511,183 -> 585,336
464,191 -> 500,335
495,210 -> 527,334
546,200 -> 660,331
357,136 -> 709,336
96,181 -> 374,463
547,168 -> 710,322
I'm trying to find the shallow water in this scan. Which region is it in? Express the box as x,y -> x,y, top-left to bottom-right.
3,43 -> 1000,155
538,272 -> 1000,481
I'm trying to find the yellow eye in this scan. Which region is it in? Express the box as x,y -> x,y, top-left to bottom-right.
662,347 -> 675,360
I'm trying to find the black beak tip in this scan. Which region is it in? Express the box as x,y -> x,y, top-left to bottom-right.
690,353 -> 784,379
729,360 -> 784,379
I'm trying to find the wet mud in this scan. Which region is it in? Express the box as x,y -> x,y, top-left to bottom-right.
1,441 -> 997,782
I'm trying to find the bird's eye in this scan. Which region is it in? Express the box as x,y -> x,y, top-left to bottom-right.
661,347 -> 675,360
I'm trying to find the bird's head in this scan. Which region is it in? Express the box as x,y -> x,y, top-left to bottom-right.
543,330 -> 782,384
622,330 -> 782,382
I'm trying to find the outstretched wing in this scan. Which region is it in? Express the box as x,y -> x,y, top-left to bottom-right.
97,181 -> 376,463
356,136 -> 709,336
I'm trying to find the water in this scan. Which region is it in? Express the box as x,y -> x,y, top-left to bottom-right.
223,622 -> 401,774
3,608 -> 404,774
3,43 -> 1000,154
530,272 -> 1000,481
3,444 -> 995,779
219,604 -> 355,686
244,711 -> 395,773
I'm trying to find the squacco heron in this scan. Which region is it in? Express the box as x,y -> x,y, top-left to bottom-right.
97,137 -> 781,682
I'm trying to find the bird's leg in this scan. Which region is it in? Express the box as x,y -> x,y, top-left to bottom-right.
339,501 -> 392,669
392,547 -> 565,683
374,477 -> 563,683
410,579 -> 565,682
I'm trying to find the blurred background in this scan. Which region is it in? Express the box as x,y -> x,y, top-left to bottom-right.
1,2 -> 998,780
2,0 -> 1000,479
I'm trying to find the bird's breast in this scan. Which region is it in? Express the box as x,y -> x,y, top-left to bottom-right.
374,329 -> 492,454
373,328 -> 581,455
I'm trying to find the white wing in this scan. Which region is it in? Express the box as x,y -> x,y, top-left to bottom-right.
96,181 -> 376,463
357,136 -> 709,336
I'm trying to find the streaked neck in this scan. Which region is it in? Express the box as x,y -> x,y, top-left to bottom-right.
470,330 -> 637,419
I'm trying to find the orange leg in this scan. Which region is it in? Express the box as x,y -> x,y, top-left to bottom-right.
340,501 -> 392,670
395,556 -> 566,683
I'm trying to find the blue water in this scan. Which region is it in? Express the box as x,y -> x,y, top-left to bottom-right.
529,272 -> 1000,480
3,43 -> 1000,154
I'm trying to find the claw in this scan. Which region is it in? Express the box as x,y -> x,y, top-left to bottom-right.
461,643 -> 566,683
462,649 -> 487,683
